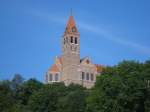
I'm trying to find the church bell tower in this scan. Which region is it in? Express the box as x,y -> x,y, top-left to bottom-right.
61,15 -> 80,85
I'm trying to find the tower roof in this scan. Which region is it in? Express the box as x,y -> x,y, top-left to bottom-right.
65,15 -> 79,34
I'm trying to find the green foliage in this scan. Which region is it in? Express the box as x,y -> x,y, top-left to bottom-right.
57,84 -> 88,112
11,74 -> 24,91
0,76 -> 44,112
28,82 -> 67,112
0,60 -> 150,112
0,81 -> 14,112
14,78 -> 43,105
87,60 -> 150,112
28,83 -> 88,112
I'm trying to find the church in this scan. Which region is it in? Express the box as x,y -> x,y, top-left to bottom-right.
45,15 -> 103,88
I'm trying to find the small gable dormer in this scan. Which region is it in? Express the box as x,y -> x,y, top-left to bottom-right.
80,57 -> 92,65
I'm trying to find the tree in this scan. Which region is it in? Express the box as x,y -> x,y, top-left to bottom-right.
11,74 -> 24,92
0,81 -> 14,112
86,60 -> 150,112
14,78 -> 44,105
11,77 -> 44,112
28,83 -> 88,112
57,84 -> 88,112
28,82 -> 67,112
142,60 -> 150,112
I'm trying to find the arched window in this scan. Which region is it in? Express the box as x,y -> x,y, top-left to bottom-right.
55,73 -> 59,81
46,73 -> 48,82
71,36 -> 73,43
91,74 -> 94,81
49,74 -> 53,81
75,37 -> 77,44
86,73 -> 89,80
64,38 -> 65,44
81,72 -> 85,80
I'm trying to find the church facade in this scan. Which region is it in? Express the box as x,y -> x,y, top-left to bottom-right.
46,15 -> 103,88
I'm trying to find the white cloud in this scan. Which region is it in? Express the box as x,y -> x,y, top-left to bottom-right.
31,10 -> 150,55
78,22 -> 150,55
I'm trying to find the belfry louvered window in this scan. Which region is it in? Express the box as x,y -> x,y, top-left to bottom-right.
71,36 -> 73,43
75,37 -> 77,44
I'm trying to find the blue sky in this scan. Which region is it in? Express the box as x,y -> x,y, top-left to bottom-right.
0,0 -> 150,82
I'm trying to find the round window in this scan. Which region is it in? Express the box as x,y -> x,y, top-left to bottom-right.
72,27 -> 76,32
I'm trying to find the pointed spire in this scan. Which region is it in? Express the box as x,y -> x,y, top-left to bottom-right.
64,13 -> 79,34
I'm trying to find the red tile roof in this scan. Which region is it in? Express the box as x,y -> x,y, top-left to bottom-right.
95,64 -> 104,73
58,56 -> 62,64
65,16 -> 79,34
49,56 -> 103,73
49,64 -> 60,72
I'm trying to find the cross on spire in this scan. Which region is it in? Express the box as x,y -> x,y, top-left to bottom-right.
71,8 -> 73,16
